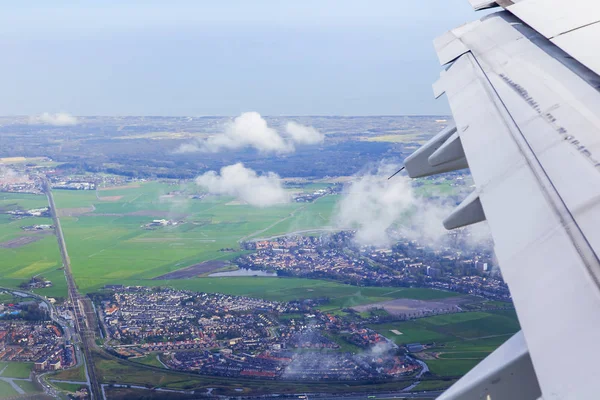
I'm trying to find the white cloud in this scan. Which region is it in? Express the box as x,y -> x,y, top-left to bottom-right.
284,121 -> 324,145
30,112 -> 78,126
334,163 -> 415,246
334,162 -> 490,248
181,112 -> 293,154
176,112 -> 324,154
195,163 -> 290,207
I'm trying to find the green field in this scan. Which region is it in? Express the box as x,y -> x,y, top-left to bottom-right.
0,213 -> 62,278
0,380 -> 18,398
437,351 -> 491,359
45,182 -> 340,292
369,310 -> 520,378
425,359 -> 481,377
132,354 -> 165,368
410,379 -> 457,392
0,185 -> 342,295
0,192 -> 49,211
0,362 -> 33,378
367,321 -> 454,345
48,365 -> 87,382
14,379 -> 42,394
51,381 -> 88,393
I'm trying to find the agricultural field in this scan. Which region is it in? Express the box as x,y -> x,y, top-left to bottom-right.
45,182 -> 341,292
0,192 -> 49,211
0,193 -> 65,298
369,310 -> 520,378
0,181 -> 471,307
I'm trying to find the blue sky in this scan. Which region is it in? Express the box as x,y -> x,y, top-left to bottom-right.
0,1 -> 484,116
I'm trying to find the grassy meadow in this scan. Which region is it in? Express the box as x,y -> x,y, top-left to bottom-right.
369,309 -> 520,378
50,182 -> 337,292
0,182 -> 340,295
0,197 -> 64,298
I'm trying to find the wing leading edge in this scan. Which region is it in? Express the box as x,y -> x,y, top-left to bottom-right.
404,2 -> 600,399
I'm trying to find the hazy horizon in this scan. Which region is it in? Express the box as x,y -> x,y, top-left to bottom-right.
0,0 -> 483,116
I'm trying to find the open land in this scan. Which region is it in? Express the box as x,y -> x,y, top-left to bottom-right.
0,122 -> 512,396
152,260 -> 229,279
0,234 -> 47,249
351,296 -> 472,317
369,310 -> 520,377
0,208 -> 64,298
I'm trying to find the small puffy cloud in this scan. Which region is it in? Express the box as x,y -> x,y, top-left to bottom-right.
285,121 -> 324,145
181,112 -> 293,154
176,112 -> 324,154
195,163 -> 290,207
334,162 -> 480,247
30,112 -> 78,126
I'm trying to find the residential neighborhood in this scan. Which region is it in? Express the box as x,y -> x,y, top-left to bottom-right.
98,286 -> 422,380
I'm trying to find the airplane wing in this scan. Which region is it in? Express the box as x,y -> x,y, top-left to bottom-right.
403,1 -> 600,399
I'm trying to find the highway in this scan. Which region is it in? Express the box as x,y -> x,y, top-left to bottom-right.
44,179 -> 103,400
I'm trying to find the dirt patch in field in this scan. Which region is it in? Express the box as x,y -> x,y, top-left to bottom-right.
99,183 -> 141,191
153,260 -> 228,280
0,233 -> 51,248
57,207 -> 95,217
98,196 -> 123,201
352,296 -> 470,317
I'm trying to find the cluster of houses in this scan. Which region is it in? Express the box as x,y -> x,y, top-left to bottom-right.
51,181 -> 95,190
238,232 -> 511,300
292,184 -> 341,203
0,322 -> 74,372
101,287 -> 296,344
141,219 -> 180,230
165,346 -> 420,381
7,207 -> 50,218
99,287 -> 421,381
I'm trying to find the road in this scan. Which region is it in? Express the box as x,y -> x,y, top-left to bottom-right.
44,179 -> 103,400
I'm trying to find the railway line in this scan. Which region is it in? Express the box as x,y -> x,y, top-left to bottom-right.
44,179 -> 103,400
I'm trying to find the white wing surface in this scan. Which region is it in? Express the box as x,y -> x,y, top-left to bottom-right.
404,1 -> 600,399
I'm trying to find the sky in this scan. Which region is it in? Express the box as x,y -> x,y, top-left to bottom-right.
0,0 -> 486,116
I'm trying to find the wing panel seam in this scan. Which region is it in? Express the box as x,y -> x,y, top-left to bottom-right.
463,51 -> 600,292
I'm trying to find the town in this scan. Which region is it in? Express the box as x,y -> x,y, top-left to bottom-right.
98,286 -> 422,381
239,232 -> 511,301
0,303 -> 75,372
